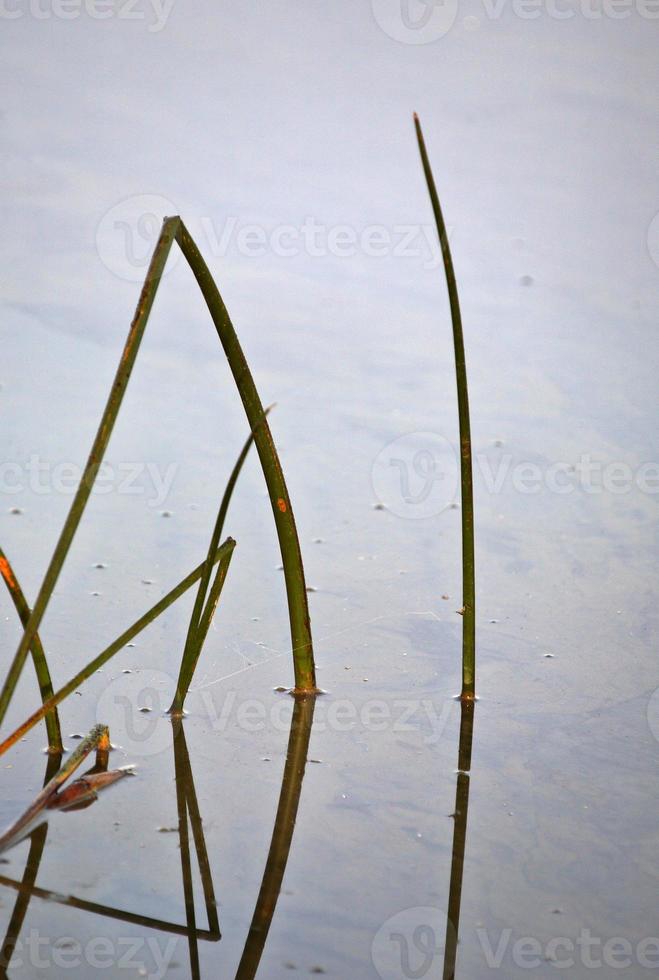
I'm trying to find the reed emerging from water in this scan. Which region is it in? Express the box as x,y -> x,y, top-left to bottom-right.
414,113 -> 476,702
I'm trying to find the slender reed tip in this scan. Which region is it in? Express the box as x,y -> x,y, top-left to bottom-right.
413,111 -> 419,123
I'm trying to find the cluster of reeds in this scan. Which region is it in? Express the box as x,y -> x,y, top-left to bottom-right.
0,115 -> 477,979
0,217 -> 318,765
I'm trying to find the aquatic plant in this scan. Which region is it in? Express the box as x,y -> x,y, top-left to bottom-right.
0,215 -> 317,754
414,114 -> 476,701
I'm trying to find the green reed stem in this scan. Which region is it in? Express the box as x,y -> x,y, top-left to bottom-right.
0,218 -> 181,728
0,539 -> 235,759
414,114 -> 476,701
170,535 -> 236,713
0,548 -> 62,752
171,406 -> 273,714
175,221 -> 316,692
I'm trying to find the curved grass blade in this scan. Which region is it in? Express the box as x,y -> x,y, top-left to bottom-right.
0,539 -> 235,759
0,218 -> 181,728
0,548 -> 62,752
170,405 -> 274,714
175,222 -> 316,693
414,114 -> 476,700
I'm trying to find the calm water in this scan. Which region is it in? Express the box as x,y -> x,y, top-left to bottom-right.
1,3 -> 658,977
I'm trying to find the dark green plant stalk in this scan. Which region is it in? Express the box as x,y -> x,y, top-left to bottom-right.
171,406 -> 274,714
414,113 -> 476,701
0,219 -> 181,728
175,222 -> 316,693
170,536 -> 235,714
0,548 -> 62,752
0,539 -> 235,759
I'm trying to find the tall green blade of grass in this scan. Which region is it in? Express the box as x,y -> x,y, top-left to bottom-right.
0,548 -> 62,752
175,222 -> 317,693
414,114 -> 476,701
170,406 -> 273,714
0,539 -> 235,759
0,218 -> 181,727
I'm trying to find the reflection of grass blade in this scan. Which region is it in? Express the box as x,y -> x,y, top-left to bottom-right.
0,219 -> 181,728
235,694 -> 315,980
172,719 -> 201,979
414,114 -> 476,701
0,725 -> 111,853
171,406 -> 273,714
0,752 -> 61,970
443,698 -> 475,980
0,539 -> 235,759
175,222 -> 317,693
0,548 -> 62,753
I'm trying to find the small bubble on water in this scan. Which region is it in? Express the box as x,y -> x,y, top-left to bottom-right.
160,511 -> 172,518
519,275 -> 534,286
